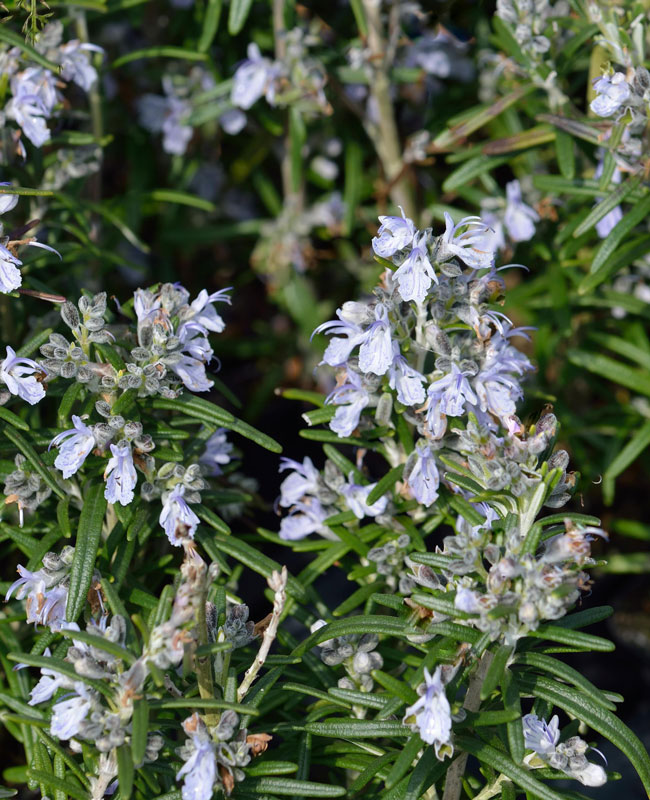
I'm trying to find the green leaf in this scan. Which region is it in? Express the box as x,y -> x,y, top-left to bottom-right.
578,234 -> 650,295
227,0 -> 253,35
526,624 -> 614,652
116,745 -> 134,800
147,698 -> 257,713
8,654 -> 112,699
66,484 -> 107,622
57,382 -> 83,427
16,327 -> 54,358
554,130 -> 575,180
25,771 -> 88,800
442,155 -> 510,193
246,761 -> 298,777
292,617 -> 418,657
366,465 -> 404,505
480,644 -> 514,700
514,652 -> 616,711
453,735 -> 566,800
384,734 -> 424,790
568,350 -> 650,397
246,778 -> 345,797
304,719 -> 411,738
131,697 -> 148,765
198,0 -> 222,51
332,582 -> 383,616
573,174 -> 642,237
112,47 -> 208,68
0,28 -> 60,71
603,420 -> 650,493
515,673 -> 650,794
586,193 -> 650,281
2,427 -> 64,499
196,505 -> 231,535
58,628 -> 136,664
0,407 -> 29,432
146,189 -> 215,212
372,669 -> 417,706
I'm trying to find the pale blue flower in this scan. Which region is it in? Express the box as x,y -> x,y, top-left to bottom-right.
326,371 -> 369,437
372,208 -> 416,258
0,244 -> 22,293
179,288 -> 231,337
171,354 -> 213,392
388,344 -> 425,406
59,40 -> 102,92
341,473 -> 388,519
28,648 -> 69,705
199,429 -> 233,476
6,68 -> 57,147
278,456 -> 320,507
50,683 -> 93,741
594,162 -> 623,239
523,713 -> 560,755
313,310 -> 366,368
104,442 -> 137,506
50,415 -> 95,479
0,184 -> 19,214
159,484 -> 200,546
590,73 -> 630,118
439,213 -> 494,270
279,498 -> 329,540
358,304 -> 393,376
426,364 -> 478,438
393,232 -> 437,303
403,666 -> 452,757
454,587 -> 481,613
406,445 -> 439,506
231,43 -> 277,110
0,345 -> 46,405
138,78 -> 193,156
177,729 -> 216,800
504,180 -> 539,243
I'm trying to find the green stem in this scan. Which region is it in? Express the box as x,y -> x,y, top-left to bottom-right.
196,593 -> 219,728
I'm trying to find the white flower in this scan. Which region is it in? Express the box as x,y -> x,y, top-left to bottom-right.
393,232 -> 437,304
58,40 -> 101,92
28,648 -> 70,705
405,445 -> 439,507
279,498 -> 329,541
388,344 -> 426,406
50,683 -> 93,741
0,345 -> 46,405
590,72 -> 631,118
171,354 -> 213,392
503,180 -> 539,242
179,288 -> 231,337
403,666 -> 452,758
438,213 -> 494,270
50,415 -> 95,479
372,208 -> 416,258
326,371 -> 369,438
0,244 -> 23,294
199,429 -> 233,476
0,184 -> 19,214
159,484 -> 200,546
358,304 -> 393,376
104,442 -> 137,506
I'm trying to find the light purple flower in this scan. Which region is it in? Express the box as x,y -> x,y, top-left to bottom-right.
278,456 -> 320,507
104,442 -> 137,506
341,474 -> 388,519
372,208 -> 416,258
279,498 -> 329,541
358,304 -> 393,376
406,445 -> 439,506
159,484 -> 200,546
29,648 -> 69,705
177,726 -> 216,800
171,354 -> 213,393
388,344 -> 425,406
403,666 -> 452,757
5,68 -> 59,147
0,244 -> 22,293
326,371 -> 369,438
393,232 -> 437,303
50,415 -> 95,479
220,109 -> 246,135
594,161 -> 623,239
503,180 -> 539,243
231,43 -> 276,110
426,364 -> 478,438
0,185 -> 19,214
0,345 -> 46,405
50,683 -> 93,740
313,310 -> 366,369
199,429 -> 233,476
590,73 -> 631,118
59,40 -> 102,92
180,288 -> 231,337
138,86 -> 193,156
454,587 -> 481,613
523,713 -> 560,755
438,213 -> 494,270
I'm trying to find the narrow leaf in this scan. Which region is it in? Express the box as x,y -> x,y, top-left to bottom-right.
66,484 -> 107,622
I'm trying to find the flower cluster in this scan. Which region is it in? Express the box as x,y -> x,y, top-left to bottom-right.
495,0 -> 570,58
0,21 -> 101,156
311,620 -> 384,698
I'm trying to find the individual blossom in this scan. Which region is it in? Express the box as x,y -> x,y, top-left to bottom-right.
436,213 -> 494,270
393,231 -> 437,304
179,288 -> 231,338
278,456 -> 321,507
0,245 -> 23,294
594,161 -> 623,239
0,183 -> 19,214
104,442 -> 137,506
340,474 -> 388,519
425,364 -> 478,438
58,39 -> 101,92
28,648 -> 70,705
138,77 -> 193,156
387,343 -> 426,406
50,415 -> 96,479
159,484 -> 200,546
0,345 -> 46,405
358,304 -> 393,376
503,180 -> 539,242
590,72 -> 631,118
231,43 -> 278,110
402,666 -> 452,758
171,353 -> 213,393
50,682 -> 94,741
279,498 -> 330,541
372,208 -> 416,258
199,429 -> 233,476
313,306 -> 368,369
326,370 -> 369,438
404,445 -> 440,507
177,714 -> 217,800
5,67 -> 59,147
